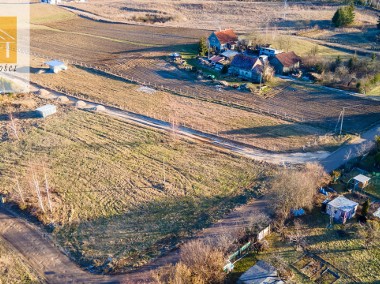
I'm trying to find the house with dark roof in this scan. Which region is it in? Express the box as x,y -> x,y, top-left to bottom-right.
208,29 -> 238,53
237,261 -> 284,284
270,51 -> 301,74
228,54 -> 263,82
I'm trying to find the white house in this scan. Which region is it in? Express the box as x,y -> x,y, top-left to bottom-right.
45,60 -> 67,73
326,196 -> 358,224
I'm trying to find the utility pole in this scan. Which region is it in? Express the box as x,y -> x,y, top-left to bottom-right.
339,107 -> 345,136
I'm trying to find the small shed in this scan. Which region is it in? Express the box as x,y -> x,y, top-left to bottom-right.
36,104 -> 57,118
353,174 -> 370,190
237,261 -> 284,284
326,196 -> 358,224
45,60 -> 67,73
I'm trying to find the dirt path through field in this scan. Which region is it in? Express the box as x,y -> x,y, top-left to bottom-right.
0,196 -> 268,283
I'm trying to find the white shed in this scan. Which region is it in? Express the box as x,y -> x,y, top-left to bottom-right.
353,174 -> 371,190
36,104 -> 57,118
326,196 -> 358,224
45,60 -> 67,73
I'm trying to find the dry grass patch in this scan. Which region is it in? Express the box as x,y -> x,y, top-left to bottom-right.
0,107 -> 275,271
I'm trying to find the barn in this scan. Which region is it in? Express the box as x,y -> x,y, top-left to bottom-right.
228,54 -> 263,82
270,51 -> 301,74
208,29 -> 238,53
36,104 -> 57,118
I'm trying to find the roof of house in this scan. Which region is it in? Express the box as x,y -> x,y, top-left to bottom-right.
45,60 -> 66,67
230,54 -> 261,71
272,51 -> 301,67
210,55 -> 224,63
238,261 -> 284,284
328,196 -> 358,210
214,29 -> 238,44
353,174 -> 371,183
221,50 -> 239,59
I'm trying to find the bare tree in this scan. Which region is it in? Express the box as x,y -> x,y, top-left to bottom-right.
153,239 -> 226,284
31,171 -> 45,213
44,167 -> 53,212
267,163 -> 329,222
8,113 -> 20,141
286,220 -> 307,251
15,178 -> 25,204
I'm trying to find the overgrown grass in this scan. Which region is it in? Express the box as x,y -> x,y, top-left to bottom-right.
0,108 -> 275,271
0,236 -> 40,283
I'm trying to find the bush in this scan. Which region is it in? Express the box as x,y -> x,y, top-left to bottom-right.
199,37 -> 208,57
153,240 -> 226,284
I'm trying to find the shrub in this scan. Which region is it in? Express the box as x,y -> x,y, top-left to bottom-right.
199,37 -> 208,57
332,5 -> 355,27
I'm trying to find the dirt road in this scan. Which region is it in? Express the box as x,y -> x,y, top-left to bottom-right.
0,196 -> 269,283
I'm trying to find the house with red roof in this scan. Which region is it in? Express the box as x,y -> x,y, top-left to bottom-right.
269,51 -> 301,74
228,54 -> 263,82
208,29 -> 238,53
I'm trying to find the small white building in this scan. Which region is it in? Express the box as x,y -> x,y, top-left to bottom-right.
45,60 -> 67,73
36,104 -> 57,118
326,196 -> 358,224
41,0 -> 62,4
259,47 -> 282,57
353,174 -> 371,191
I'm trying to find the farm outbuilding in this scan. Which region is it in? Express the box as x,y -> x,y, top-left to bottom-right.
237,261 -> 284,284
270,51 -> 301,75
352,174 -> 370,191
36,104 -> 57,118
45,60 -> 67,73
326,196 -> 358,224
208,29 -> 238,53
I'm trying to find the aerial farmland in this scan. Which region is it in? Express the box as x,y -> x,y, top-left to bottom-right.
0,1 -> 380,283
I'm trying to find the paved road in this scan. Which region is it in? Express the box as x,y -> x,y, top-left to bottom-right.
320,126 -> 380,172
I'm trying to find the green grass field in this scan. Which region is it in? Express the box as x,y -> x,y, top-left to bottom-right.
0,237 -> 40,283
0,107 -> 274,272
